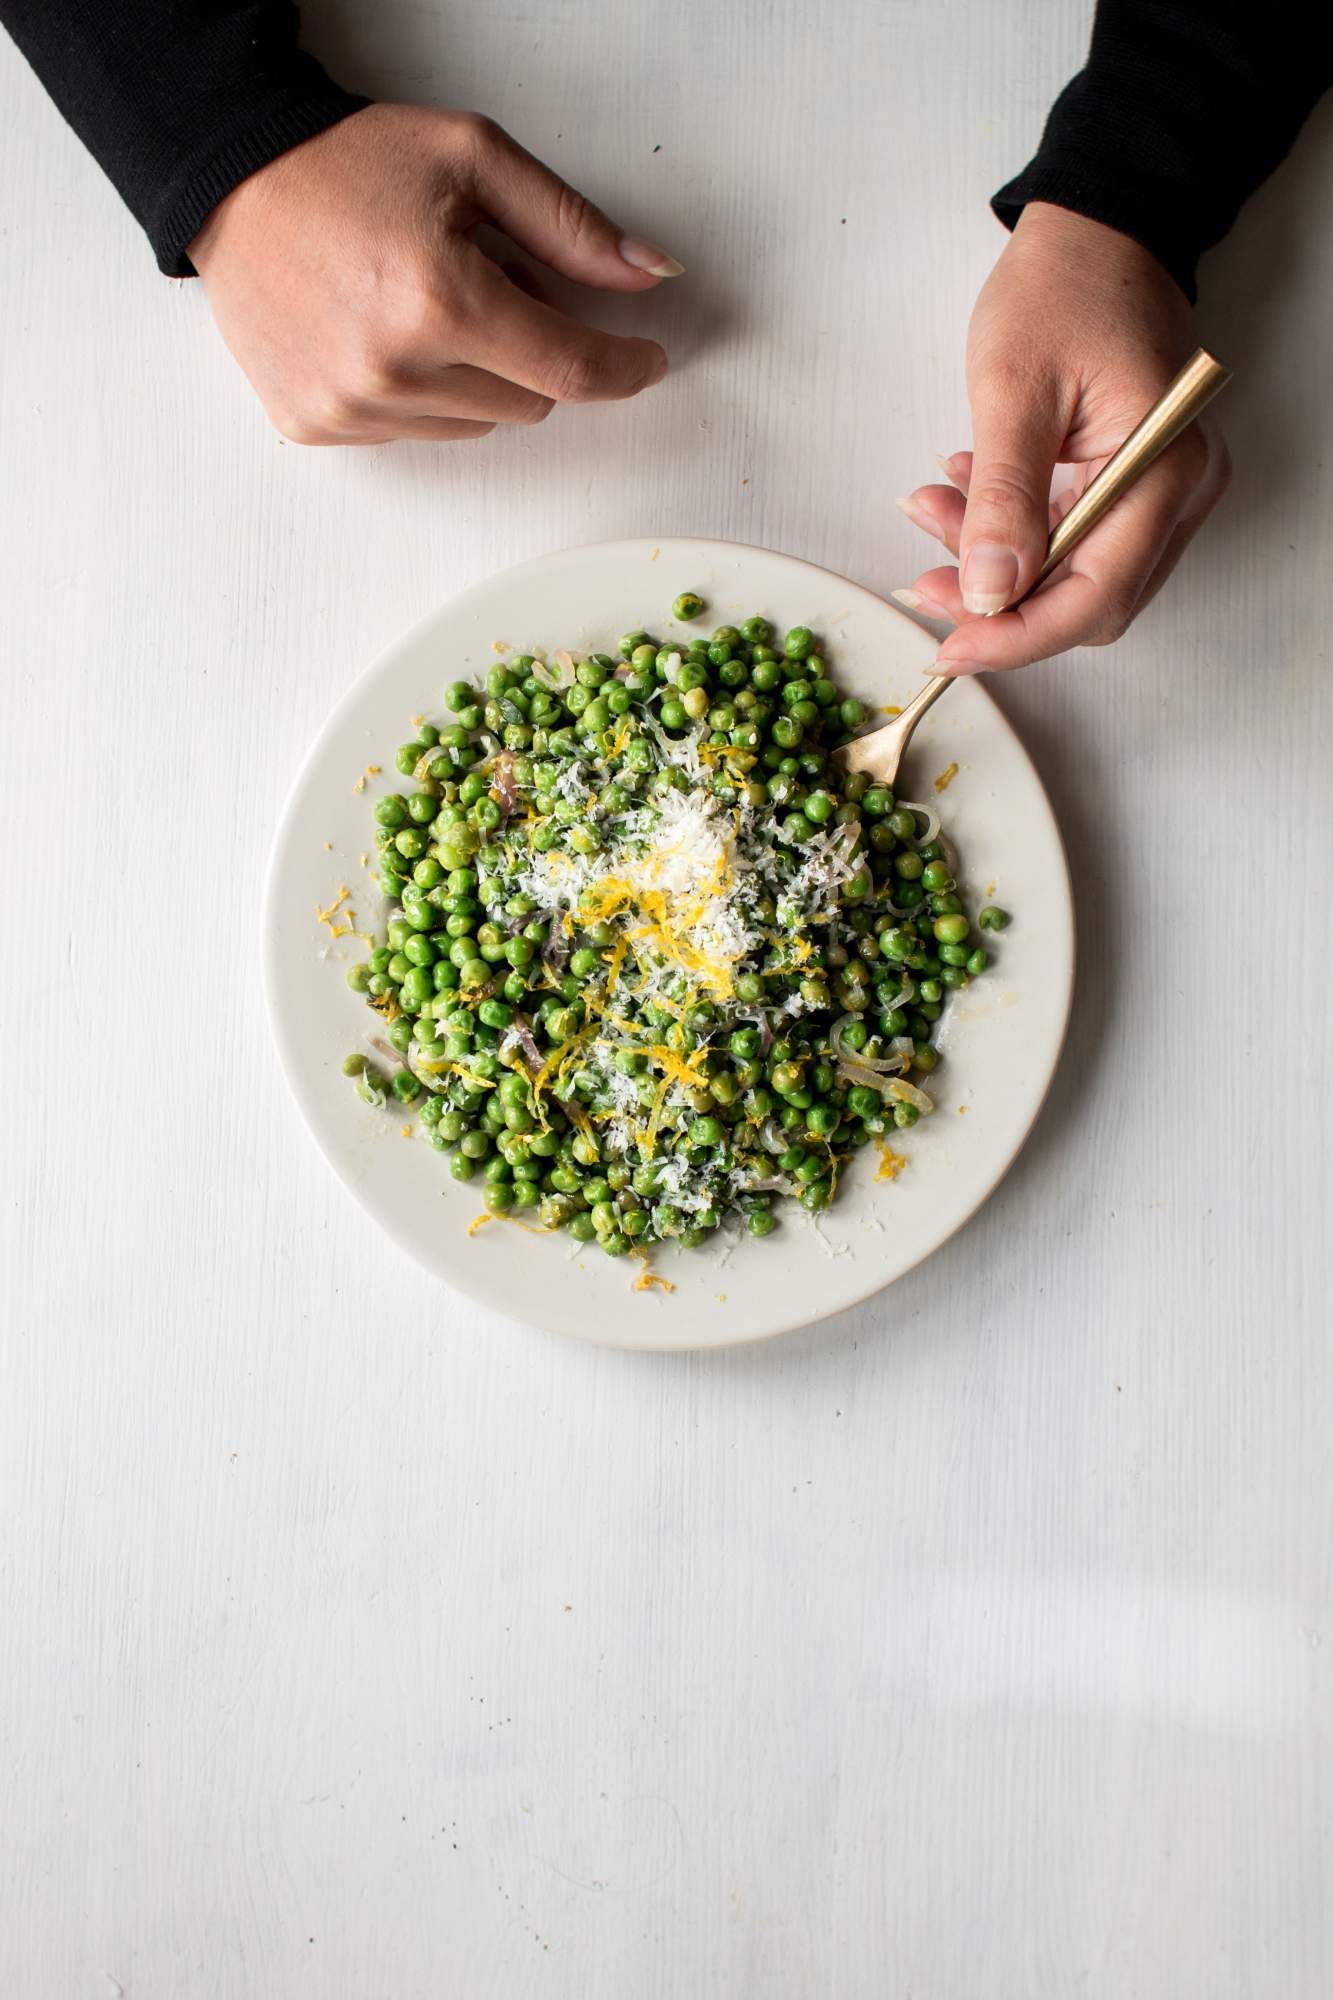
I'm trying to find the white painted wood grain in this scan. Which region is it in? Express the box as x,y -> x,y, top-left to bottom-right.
2,3 -> 1330,1994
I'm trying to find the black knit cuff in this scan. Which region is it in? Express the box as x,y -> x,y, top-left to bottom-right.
991,168 -> 1199,303
149,83 -> 369,276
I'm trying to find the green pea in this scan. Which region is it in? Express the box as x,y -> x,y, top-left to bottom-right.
783,626 -> 814,660
746,1209 -> 777,1238
402,966 -> 435,1011
933,913 -> 969,944
802,789 -> 835,824
979,905 -> 1010,931
673,592 -> 706,620
741,616 -> 773,645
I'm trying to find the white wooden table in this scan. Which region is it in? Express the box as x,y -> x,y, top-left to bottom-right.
3,4 -> 1330,1993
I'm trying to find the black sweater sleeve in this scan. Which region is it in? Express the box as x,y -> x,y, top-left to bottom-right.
0,1 -> 367,277
992,1 -> 1332,301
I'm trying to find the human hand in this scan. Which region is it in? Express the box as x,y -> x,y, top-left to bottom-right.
894,203 -> 1231,671
188,103 -> 681,444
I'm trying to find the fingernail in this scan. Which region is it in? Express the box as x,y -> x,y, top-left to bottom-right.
619,236 -> 684,278
896,495 -> 942,539
936,454 -> 962,482
935,652 -> 984,677
891,587 -> 948,616
960,543 -> 1019,615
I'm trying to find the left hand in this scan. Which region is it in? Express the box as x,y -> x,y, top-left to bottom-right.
188,104 -> 678,446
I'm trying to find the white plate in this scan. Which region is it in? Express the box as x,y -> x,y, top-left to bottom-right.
265,538 -> 1073,1349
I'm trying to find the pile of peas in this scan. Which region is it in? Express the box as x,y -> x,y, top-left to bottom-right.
340,598 -> 1008,1257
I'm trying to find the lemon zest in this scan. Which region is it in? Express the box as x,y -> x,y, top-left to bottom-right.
468,1209 -> 555,1239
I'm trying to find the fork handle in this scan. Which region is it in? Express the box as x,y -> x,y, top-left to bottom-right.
1025,347 -> 1231,599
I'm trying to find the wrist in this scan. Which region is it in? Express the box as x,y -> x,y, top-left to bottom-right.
188,105 -> 372,277
1013,202 -> 1159,272
1006,202 -> 1196,340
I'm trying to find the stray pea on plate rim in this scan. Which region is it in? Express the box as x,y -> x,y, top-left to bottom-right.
263,537 -> 1074,1349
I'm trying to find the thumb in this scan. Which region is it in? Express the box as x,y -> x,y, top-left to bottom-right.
958,373 -> 1064,615
468,118 -> 684,291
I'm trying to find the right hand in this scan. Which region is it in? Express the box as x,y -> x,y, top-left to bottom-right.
895,204 -> 1230,670
188,103 -> 681,445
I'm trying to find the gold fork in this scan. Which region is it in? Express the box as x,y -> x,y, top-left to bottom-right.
834,347 -> 1232,788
